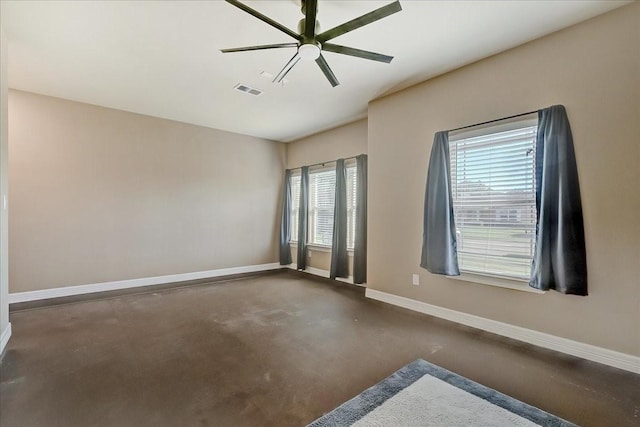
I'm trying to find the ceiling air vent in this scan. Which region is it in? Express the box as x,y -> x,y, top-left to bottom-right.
234,83 -> 263,96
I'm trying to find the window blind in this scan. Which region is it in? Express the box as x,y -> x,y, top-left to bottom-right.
449,124 -> 537,280
309,170 -> 336,245
346,166 -> 357,249
290,165 -> 357,248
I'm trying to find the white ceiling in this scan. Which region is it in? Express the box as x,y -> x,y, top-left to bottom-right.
3,0 -> 629,142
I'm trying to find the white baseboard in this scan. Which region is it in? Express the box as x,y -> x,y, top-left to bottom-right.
8,263 -> 283,304
286,264 -> 365,287
366,288 -> 640,374
0,322 -> 11,355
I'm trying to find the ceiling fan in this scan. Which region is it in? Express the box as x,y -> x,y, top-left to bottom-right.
221,0 -> 402,87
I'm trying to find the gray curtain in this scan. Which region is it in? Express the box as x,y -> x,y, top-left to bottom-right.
420,132 -> 460,275
296,166 -> 309,270
353,154 -> 368,284
530,105 -> 587,295
279,169 -> 292,265
330,159 -> 349,279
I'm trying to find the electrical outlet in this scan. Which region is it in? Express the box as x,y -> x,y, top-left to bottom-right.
412,274 -> 420,286
308,250 -> 312,258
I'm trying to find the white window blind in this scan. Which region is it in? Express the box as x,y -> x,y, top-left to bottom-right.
289,165 -> 357,248
290,175 -> 301,241
346,166 -> 357,249
309,169 -> 336,246
449,123 -> 537,281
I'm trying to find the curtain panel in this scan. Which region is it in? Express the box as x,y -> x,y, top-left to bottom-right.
530,105 -> 587,295
353,154 -> 368,284
420,132 -> 460,276
279,169 -> 292,265
330,159 -> 349,279
296,166 -> 310,270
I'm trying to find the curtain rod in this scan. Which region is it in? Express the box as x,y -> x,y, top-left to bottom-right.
290,154 -> 363,171
447,110 -> 538,133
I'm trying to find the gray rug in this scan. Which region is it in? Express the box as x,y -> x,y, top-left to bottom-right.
307,359 -> 576,427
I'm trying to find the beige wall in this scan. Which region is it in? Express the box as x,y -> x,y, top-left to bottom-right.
287,119 -> 367,169
368,3 -> 640,356
0,6 -> 10,345
286,119 -> 367,273
289,247 -> 337,275
9,90 -> 285,293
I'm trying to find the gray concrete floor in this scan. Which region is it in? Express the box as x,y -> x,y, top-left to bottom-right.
1,271 -> 638,426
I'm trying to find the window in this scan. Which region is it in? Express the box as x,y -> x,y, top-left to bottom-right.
449,119 -> 537,281
289,164 -> 357,249
346,166 -> 357,250
309,169 -> 336,246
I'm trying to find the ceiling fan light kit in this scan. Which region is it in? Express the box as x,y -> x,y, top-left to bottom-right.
298,43 -> 321,61
221,0 -> 402,87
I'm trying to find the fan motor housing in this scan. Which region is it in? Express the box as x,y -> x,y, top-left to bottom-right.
298,18 -> 320,43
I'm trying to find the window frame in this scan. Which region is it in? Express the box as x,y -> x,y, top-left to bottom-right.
447,116 -> 544,293
345,163 -> 357,250
308,166 -> 337,247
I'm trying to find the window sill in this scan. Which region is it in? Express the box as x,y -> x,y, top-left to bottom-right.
289,242 -> 354,254
446,273 -> 545,294
305,243 -> 332,253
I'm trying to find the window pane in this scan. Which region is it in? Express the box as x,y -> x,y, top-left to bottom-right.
450,124 -> 537,280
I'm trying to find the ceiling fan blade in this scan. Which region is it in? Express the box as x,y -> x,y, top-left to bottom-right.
304,0 -> 318,39
225,0 -> 301,41
273,52 -> 302,83
315,54 -> 339,87
317,1 -> 402,43
221,43 -> 299,53
322,43 -> 393,63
